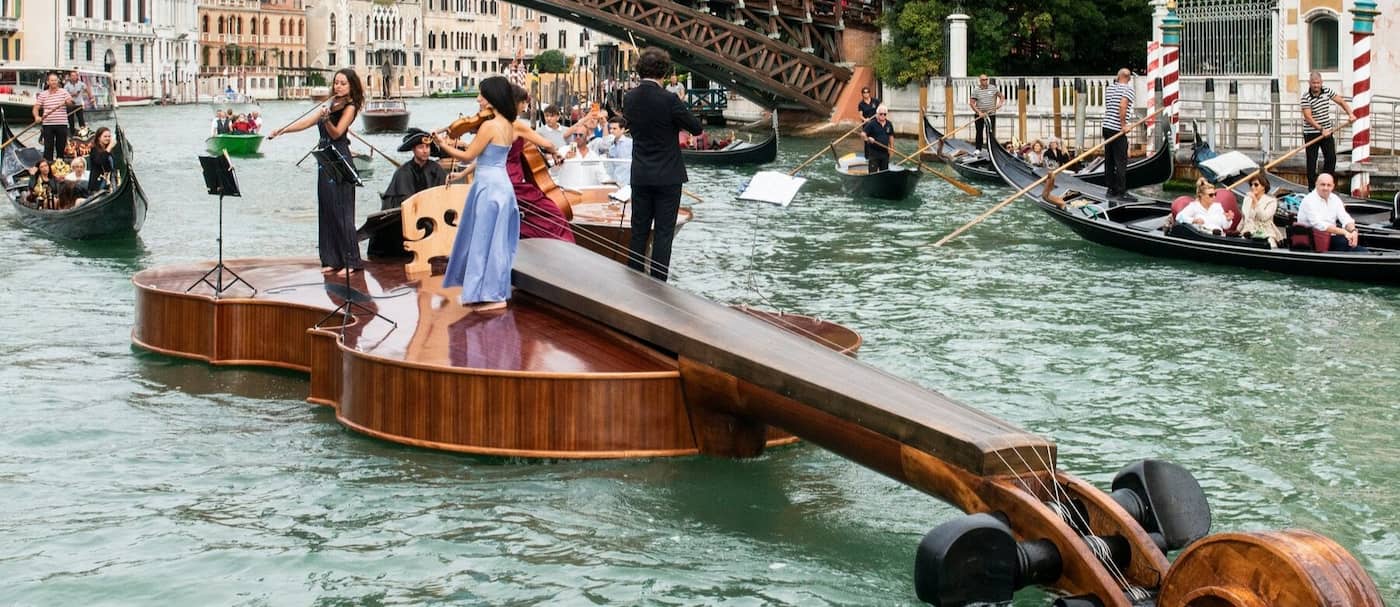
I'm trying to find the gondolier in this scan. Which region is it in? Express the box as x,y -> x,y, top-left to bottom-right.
1102,68 -> 1135,200
33,73 -> 72,163
65,70 -> 89,135
861,105 -> 894,172
968,74 -> 1003,152
1300,72 -> 1356,190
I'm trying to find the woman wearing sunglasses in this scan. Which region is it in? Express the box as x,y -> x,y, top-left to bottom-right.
1238,178 -> 1285,248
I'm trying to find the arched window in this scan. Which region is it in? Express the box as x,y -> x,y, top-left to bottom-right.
298,51 -> 304,67
217,16 -> 224,34
1309,14 -> 1339,71
202,15 -> 209,33
280,18 -> 286,36
263,18 -> 269,37
251,18 -> 258,35
298,19 -> 304,37
479,34 -> 487,51
329,14 -> 336,42
202,46 -> 211,66
490,35 -> 497,52
440,32 -> 447,49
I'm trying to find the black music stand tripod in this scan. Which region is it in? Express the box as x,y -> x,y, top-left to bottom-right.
308,144 -> 394,333
187,151 -> 255,297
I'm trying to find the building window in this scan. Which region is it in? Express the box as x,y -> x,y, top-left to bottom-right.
217,16 -> 223,34
138,0 -> 145,22
104,0 -> 112,20
69,39 -> 76,60
251,19 -> 257,35
84,0 -> 93,18
350,51 -> 356,65
539,33 -> 547,50
328,51 -> 336,66
125,43 -> 132,63
69,0 -> 77,16
329,14 -> 336,42
202,15 -> 208,33
122,0 -> 130,21
414,52 -> 421,66
1309,15 -> 1339,72
1,41 -> 8,62
140,44 -> 145,63
85,40 -> 93,61
202,46 -> 210,66
559,30 -> 566,50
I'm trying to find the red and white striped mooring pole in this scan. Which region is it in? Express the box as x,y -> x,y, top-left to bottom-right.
1351,0 -> 1379,198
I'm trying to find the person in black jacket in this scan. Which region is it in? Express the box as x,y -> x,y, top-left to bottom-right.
861,105 -> 894,173
622,47 -> 703,281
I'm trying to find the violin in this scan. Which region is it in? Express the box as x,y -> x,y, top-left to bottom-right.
440,108 -> 495,139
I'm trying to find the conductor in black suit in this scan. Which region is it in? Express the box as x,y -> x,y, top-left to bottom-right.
623,47 -> 704,281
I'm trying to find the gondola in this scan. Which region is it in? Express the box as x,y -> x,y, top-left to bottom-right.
680,130 -> 778,166
928,116 -> 1175,189
361,99 -> 410,133
1192,134 -> 1400,248
5,126 -> 148,239
920,117 -> 979,162
987,134 -> 1400,284
834,153 -> 922,201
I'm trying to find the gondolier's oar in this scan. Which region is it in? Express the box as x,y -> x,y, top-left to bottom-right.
1226,117 -> 1355,191
788,114 -> 877,176
348,129 -> 401,168
1,121 -> 41,149
867,139 -> 982,197
932,105 -> 1169,247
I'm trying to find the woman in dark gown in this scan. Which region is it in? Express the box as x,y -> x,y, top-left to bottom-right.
508,85 -> 575,242
267,68 -> 366,276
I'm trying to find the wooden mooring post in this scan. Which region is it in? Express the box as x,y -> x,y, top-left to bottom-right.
1204,78 -> 1217,147
1228,80 -> 1239,149
1270,79 -> 1283,151
1052,77 -> 1063,140
944,76 -> 956,135
1017,78 -> 1028,143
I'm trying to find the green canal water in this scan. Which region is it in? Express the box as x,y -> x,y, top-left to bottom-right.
1,99 -> 1396,605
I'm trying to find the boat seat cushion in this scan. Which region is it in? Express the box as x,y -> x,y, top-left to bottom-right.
1198,151 -> 1258,180
1287,223 -> 1332,252
1214,189 -> 1243,233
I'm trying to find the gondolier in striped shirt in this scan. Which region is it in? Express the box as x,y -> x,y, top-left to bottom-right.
968,75 -> 1003,152
1101,68 -> 1135,200
33,72 -> 73,163
1300,71 -> 1355,190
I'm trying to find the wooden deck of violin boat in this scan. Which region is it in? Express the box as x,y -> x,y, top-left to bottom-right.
987,133 -> 1400,284
131,253 -> 857,458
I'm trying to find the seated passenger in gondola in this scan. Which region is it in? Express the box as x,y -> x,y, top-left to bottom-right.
1175,177 -> 1234,234
86,127 -> 116,193
1045,137 -> 1071,168
1238,177 -> 1285,248
25,159 -> 60,209
1026,140 -> 1046,167
1297,173 -> 1365,252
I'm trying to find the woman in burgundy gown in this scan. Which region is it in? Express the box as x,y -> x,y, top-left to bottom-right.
508,85 -> 576,243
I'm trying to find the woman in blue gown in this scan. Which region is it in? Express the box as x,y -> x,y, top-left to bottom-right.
436,76 -> 521,310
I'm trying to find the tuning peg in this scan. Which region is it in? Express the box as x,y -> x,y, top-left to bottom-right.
913,513 -> 1061,606
1109,459 -> 1212,552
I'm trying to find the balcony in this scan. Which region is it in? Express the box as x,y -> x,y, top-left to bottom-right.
66,17 -> 156,38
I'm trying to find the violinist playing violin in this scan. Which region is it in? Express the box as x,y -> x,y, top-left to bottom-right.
267,68 -> 365,277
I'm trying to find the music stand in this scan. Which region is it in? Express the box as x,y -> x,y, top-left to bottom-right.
187,151 -> 255,296
312,144 -> 362,186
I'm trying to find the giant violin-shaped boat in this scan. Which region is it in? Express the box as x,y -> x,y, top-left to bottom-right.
5,126 -> 148,239
988,132 -> 1400,284
134,162 -> 1384,602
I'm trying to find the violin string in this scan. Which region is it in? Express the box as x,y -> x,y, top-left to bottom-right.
431,145 -> 852,353
1014,447 -> 1136,595
1027,444 -> 1139,595
995,448 -> 1136,599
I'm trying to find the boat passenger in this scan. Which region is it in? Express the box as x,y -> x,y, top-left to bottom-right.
860,104 -> 894,172
25,159 -> 60,209
1026,140 -> 1046,167
1175,177 -> 1234,234
1297,173 -> 1364,252
605,116 -> 633,185
534,106 -> 568,151
210,109 -> 231,136
86,127 -> 116,192
1238,177 -> 1285,248
1045,137 -> 1071,168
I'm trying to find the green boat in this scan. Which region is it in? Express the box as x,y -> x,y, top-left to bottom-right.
428,88 -> 478,99
205,133 -> 264,156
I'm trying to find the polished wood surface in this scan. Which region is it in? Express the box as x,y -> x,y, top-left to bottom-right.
1158,530 -> 1384,606
131,256 -> 851,457
401,184 -> 472,275
512,238 -> 1052,477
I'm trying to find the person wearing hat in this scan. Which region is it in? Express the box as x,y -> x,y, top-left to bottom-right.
381,128 -> 448,212
366,128 -> 452,259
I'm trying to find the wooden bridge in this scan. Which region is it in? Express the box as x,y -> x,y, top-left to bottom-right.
509,0 -> 879,112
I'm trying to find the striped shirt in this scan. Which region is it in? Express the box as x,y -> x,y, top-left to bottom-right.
970,85 -> 1000,113
1301,86 -> 1335,134
1102,82 -> 1135,132
36,89 -> 72,126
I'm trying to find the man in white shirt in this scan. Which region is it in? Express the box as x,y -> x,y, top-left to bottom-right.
605,116 -> 632,185
1297,173 -> 1363,251
665,75 -> 685,99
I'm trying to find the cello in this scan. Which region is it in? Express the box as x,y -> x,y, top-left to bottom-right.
438,110 -> 574,221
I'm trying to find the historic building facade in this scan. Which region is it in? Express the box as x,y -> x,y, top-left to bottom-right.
197,0 -> 309,100
63,0 -> 162,97
303,0 -> 424,98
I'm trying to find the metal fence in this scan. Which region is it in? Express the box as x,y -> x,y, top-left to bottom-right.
1178,0 -> 1276,76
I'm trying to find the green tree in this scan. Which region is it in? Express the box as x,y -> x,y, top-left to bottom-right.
874,0 -> 1152,80
534,50 -> 569,74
